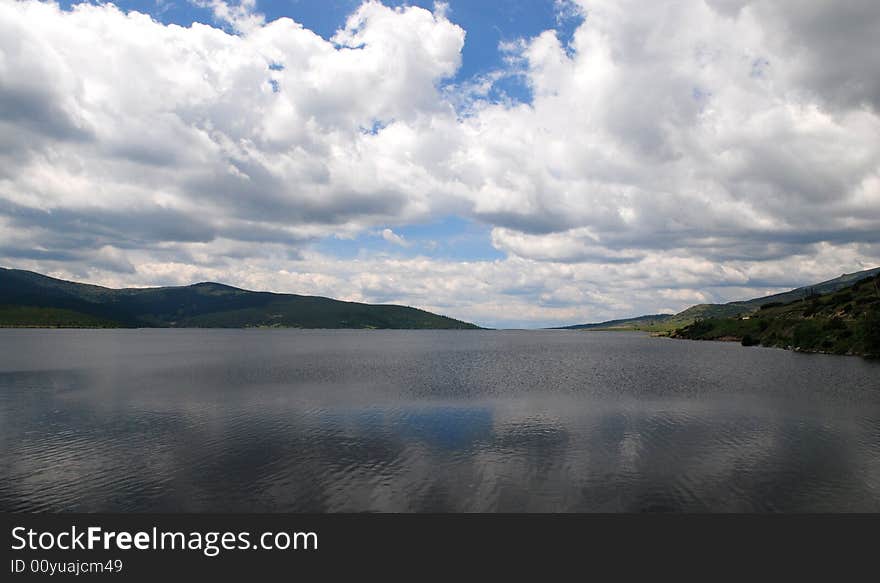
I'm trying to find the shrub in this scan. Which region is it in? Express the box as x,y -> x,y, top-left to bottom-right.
862,308 -> 880,357
682,319 -> 714,337
741,334 -> 759,347
833,292 -> 853,303
759,302 -> 784,310
792,321 -> 822,349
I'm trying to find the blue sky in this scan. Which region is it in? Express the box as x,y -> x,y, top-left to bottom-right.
316,216 -> 505,261
58,0 -> 581,109
70,1 -> 581,91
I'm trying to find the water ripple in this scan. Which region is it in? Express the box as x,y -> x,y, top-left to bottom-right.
1,329 -> 879,512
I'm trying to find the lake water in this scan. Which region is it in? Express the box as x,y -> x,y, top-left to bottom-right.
1,329 -> 879,512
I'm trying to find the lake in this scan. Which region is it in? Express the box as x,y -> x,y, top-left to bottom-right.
1,329 -> 879,512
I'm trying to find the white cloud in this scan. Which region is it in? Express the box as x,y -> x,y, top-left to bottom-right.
1,0 -> 879,326
381,228 -> 410,247
193,0 -> 264,34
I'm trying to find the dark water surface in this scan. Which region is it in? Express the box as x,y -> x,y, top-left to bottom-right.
1,329 -> 879,512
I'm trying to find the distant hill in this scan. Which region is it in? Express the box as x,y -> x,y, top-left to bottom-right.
0,268 -> 481,330
554,314 -> 673,331
561,266 -> 880,332
673,272 -> 880,357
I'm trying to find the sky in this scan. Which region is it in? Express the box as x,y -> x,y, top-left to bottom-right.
1,0 -> 879,328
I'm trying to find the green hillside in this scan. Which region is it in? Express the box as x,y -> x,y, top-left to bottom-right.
0,268 -> 481,330
563,266 -> 880,332
671,266 -> 880,325
673,273 -> 880,357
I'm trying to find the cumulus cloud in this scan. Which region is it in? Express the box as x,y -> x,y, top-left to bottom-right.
1,0 -> 879,327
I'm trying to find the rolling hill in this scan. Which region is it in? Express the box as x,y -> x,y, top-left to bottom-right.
673,272 -> 880,357
0,267 -> 481,329
560,266 -> 880,332
553,314 -> 674,331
